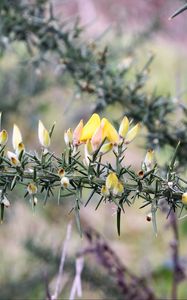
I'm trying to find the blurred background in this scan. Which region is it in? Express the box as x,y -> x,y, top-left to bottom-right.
1,0 -> 187,299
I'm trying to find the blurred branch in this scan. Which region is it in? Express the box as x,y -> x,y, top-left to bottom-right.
78,227 -> 156,300
170,211 -> 185,300
51,222 -> 72,300
25,239 -> 126,299
69,257 -> 84,300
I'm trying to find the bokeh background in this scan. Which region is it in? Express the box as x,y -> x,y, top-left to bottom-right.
1,0 -> 187,299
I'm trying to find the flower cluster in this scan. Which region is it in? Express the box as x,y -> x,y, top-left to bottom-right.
0,113 -> 186,235
64,113 -> 141,165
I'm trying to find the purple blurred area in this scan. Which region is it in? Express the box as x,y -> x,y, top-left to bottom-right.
52,0 -> 187,42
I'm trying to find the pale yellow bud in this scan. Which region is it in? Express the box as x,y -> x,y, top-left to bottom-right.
0,129 -> 8,146
38,120 -> 50,148
73,120 -> 84,146
91,125 -> 103,151
119,116 -> 129,139
60,176 -> 70,188
99,142 -> 113,155
85,139 -> 94,155
101,185 -> 110,197
7,151 -> 20,166
125,123 -> 141,144
27,183 -> 38,195
143,149 -> 154,171
106,172 -> 118,190
113,181 -> 124,196
58,168 -> 65,178
64,128 -> 73,145
12,124 -> 22,151
182,192 -> 187,205
16,142 -> 25,156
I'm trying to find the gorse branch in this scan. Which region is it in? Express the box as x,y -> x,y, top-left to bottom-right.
0,113 -> 186,235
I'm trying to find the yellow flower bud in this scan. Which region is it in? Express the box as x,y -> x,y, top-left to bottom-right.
0,129 -> 8,146
12,124 -> 22,151
101,185 -> 110,197
182,192 -> 187,205
106,172 -> 118,190
125,123 -> 141,144
16,142 -> 25,156
99,142 -> 113,155
61,176 -> 70,188
73,120 -> 84,146
7,151 -> 20,166
101,118 -> 119,144
113,181 -> 124,196
119,116 -> 129,139
85,139 -> 94,155
27,183 -> 38,195
80,113 -> 100,142
58,168 -> 65,178
64,128 -> 73,145
38,120 -> 50,148
143,149 -> 154,171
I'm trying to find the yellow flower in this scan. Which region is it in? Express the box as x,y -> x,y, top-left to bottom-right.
99,142 -> 113,155
113,181 -> 124,196
119,116 -> 129,139
125,123 -> 141,144
182,193 -> 187,205
0,129 -> 8,146
27,183 -> 38,195
7,151 -> 20,166
38,120 -> 50,148
80,113 -> 100,142
73,120 -> 84,146
64,128 -> 73,145
101,185 -> 110,197
106,172 -> 118,190
12,124 -> 22,151
101,118 -> 119,144
143,149 -> 154,171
